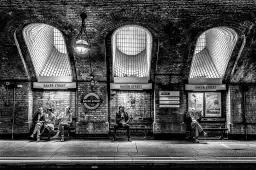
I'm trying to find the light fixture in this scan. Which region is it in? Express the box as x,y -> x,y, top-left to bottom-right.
73,12 -> 90,55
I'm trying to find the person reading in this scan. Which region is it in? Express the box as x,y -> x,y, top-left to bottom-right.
184,109 -> 207,143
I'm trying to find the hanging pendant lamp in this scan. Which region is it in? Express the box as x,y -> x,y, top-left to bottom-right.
73,12 -> 90,55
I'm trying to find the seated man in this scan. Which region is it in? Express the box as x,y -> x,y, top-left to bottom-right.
39,108 -> 56,141
52,106 -> 73,142
30,106 -> 45,142
113,106 -> 131,142
184,110 -> 207,143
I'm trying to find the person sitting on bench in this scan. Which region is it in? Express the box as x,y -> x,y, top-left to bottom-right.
184,109 -> 207,143
113,106 -> 131,142
52,106 -> 73,142
39,108 -> 56,141
30,106 -> 45,142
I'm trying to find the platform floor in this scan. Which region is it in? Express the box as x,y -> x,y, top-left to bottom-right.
1,137 -> 256,169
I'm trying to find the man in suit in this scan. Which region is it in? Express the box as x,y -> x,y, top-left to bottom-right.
113,106 -> 131,141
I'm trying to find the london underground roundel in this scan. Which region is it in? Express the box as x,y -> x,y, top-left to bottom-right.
82,93 -> 101,110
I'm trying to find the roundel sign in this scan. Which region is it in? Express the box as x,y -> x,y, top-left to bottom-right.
82,93 -> 101,110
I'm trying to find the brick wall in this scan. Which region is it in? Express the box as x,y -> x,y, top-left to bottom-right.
228,85 -> 245,134
110,91 -> 153,125
0,82 -> 32,135
32,90 -> 76,117
76,82 -> 108,134
244,87 -> 256,135
227,86 -> 256,135
1,0 -> 256,137
153,83 -> 186,134
0,45 -> 28,80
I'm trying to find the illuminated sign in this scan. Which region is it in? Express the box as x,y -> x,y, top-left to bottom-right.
159,100 -> 180,104
33,82 -> 76,89
110,83 -> 152,90
160,97 -> 180,100
159,105 -> 180,108
82,93 -> 101,110
185,84 -> 226,91
159,91 -> 180,96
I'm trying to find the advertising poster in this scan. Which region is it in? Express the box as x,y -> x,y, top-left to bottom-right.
188,93 -> 204,117
205,92 -> 221,117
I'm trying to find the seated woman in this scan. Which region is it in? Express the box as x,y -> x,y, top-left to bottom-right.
39,108 -> 56,141
52,106 -> 72,142
30,106 -> 45,142
184,109 -> 207,143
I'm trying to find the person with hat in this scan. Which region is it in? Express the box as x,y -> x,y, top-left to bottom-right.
52,106 -> 73,142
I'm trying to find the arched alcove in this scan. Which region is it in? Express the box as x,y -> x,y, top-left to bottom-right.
23,23 -> 72,82
111,25 -> 153,83
189,27 -> 238,84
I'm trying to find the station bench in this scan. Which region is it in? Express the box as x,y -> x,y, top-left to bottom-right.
203,127 -> 228,139
40,118 -> 76,140
109,125 -> 152,139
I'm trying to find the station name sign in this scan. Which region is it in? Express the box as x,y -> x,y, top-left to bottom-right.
33,82 -> 76,89
185,84 -> 226,91
82,93 -> 101,110
110,83 -> 152,90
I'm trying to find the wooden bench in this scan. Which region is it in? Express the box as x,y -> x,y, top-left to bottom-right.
40,118 -> 76,140
109,118 -> 153,139
109,126 -> 152,139
203,127 -> 228,139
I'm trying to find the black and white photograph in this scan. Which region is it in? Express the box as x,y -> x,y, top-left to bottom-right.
1,0 -> 256,169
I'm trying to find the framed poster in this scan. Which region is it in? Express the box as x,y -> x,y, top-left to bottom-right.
188,93 -> 204,117
205,92 -> 221,117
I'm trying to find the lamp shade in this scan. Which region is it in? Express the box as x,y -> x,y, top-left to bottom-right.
74,39 -> 90,55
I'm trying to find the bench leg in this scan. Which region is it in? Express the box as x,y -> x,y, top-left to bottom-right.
144,130 -> 147,139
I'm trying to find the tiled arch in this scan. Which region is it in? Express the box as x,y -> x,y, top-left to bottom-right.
189,27 -> 238,84
112,25 -> 153,83
23,23 -> 72,82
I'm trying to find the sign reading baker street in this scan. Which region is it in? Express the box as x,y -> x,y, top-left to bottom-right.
185,84 -> 226,91
33,82 -> 76,89
82,93 -> 101,110
110,83 -> 152,90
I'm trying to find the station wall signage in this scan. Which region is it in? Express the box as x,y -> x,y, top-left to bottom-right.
110,83 -> 152,90
33,82 -> 76,89
185,84 -> 226,91
159,105 -> 180,108
82,93 -> 101,110
159,91 -> 180,108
